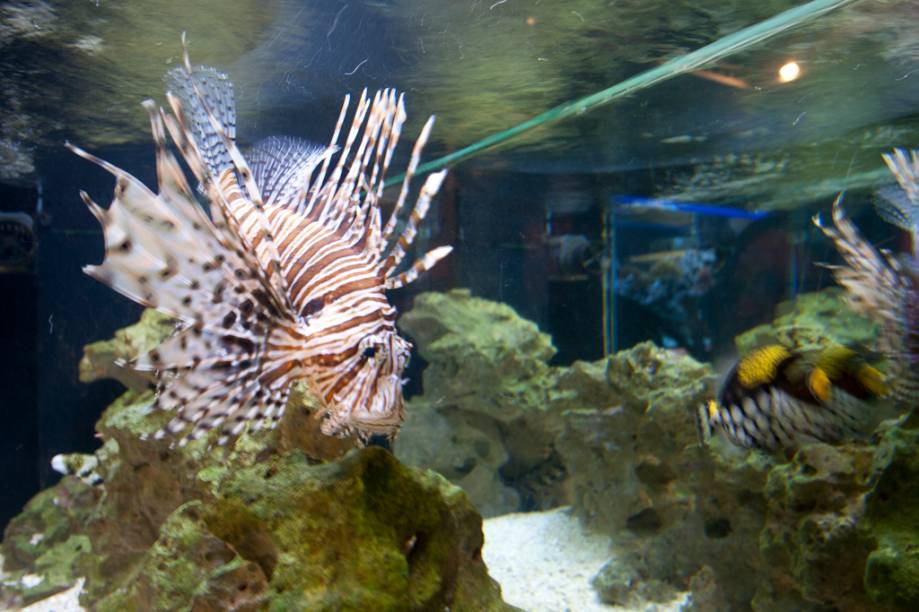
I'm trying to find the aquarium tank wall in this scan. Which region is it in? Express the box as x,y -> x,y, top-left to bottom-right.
1,0 -> 918,610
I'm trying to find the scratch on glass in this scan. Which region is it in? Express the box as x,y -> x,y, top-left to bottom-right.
344,58 -> 368,76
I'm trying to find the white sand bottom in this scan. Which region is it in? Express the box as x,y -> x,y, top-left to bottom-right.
482,506 -> 688,612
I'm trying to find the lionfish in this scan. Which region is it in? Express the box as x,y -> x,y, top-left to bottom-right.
67,39 -> 452,446
814,148 -> 919,403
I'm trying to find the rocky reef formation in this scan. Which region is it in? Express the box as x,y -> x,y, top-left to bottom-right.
1,309 -> 515,610
394,288 -> 919,610
396,289 -> 567,517
734,288 -> 877,354
6,287 -> 918,610
78,309 -> 176,391
2,423 -> 512,610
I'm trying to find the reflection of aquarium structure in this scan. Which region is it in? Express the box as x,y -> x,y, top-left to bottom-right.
0,181 -> 41,275
0,211 -> 35,274
601,196 -> 769,355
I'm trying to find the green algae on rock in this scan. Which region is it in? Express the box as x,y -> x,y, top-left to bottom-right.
1,476 -> 99,607
88,449 -> 512,612
79,309 -> 176,391
734,288 -> 877,355
1,441 -> 514,611
862,419 -> 919,609
397,289 -> 565,516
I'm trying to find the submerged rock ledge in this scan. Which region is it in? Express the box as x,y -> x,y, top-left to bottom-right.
1,385 -> 515,610
5,288 -> 919,611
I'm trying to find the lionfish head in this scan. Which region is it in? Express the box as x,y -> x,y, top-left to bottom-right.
317,327 -> 413,441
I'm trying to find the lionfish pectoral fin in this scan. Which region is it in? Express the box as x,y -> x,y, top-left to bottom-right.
72,139 -> 303,445
71,81 -> 309,448
816,188 -> 919,402
151,339 -> 298,448
882,148 -> 919,209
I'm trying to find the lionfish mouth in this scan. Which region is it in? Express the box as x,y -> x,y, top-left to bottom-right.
68,34 -> 452,447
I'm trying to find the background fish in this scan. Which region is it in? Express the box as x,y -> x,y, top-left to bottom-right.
698,344 -> 887,451
67,37 -> 452,446
815,148 -> 919,402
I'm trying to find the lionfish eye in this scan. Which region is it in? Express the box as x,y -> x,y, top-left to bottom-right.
362,346 -> 377,359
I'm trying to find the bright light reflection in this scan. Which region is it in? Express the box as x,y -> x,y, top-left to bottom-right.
778,61 -> 801,83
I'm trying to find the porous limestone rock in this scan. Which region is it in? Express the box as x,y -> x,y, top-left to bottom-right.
557,328 -> 914,610
3,308 -> 516,611
861,415 -> 919,610
390,289 -> 919,610
556,342 -> 714,536
1,430 -> 515,611
734,288 -> 877,354
398,288 -> 557,424
78,309 -> 176,391
89,448 -> 511,611
397,289 -> 567,516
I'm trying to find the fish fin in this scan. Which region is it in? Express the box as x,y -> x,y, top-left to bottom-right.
295,89 -> 451,278
695,400 -> 718,444
874,185 -> 917,233
246,135 -> 335,210
882,148 -> 919,208
382,168 -> 447,276
385,245 -> 453,290
70,82 -> 307,448
165,64 -> 236,178
814,196 -> 919,401
148,329 -> 296,446
303,90 -> 403,237
166,37 -> 296,315
381,110 -> 430,244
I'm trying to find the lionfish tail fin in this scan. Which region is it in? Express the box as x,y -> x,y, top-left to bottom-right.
874,185 -> 917,234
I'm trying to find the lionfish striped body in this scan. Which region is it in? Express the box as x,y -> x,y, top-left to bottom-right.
68,40 -> 452,445
815,148 -> 919,402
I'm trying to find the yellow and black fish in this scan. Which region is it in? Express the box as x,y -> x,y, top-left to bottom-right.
697,344 -> 887,451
